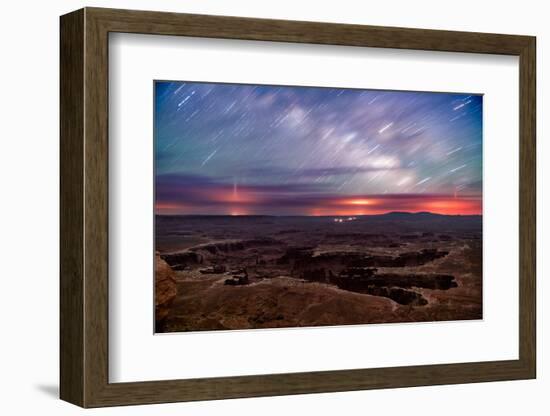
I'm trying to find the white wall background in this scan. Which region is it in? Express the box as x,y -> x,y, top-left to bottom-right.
0,0 -> 545,414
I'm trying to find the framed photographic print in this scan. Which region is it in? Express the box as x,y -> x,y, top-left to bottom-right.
153,81 -> 484,332
60,7 -> 536,407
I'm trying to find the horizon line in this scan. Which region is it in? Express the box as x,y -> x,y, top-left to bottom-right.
155,211 -> 482,218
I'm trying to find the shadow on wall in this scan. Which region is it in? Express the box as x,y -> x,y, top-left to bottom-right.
34,384 -> 58,399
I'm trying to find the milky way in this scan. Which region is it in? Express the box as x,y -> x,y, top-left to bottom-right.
155,81 -> 482,216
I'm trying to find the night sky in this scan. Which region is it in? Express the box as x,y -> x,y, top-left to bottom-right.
155,81 -> 482,216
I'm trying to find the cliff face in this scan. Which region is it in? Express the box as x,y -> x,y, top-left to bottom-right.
155,252 -> 177,331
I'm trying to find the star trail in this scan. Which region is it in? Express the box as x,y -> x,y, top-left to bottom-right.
155,81 -> 482,216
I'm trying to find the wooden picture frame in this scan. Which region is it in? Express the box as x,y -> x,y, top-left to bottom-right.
60,7 -> 536,408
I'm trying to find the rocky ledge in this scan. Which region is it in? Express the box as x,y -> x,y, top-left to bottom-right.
155,252 -> 177,331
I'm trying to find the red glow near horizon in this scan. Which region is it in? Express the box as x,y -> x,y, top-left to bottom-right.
155,191 -> 481,216
348,199 -> 373,205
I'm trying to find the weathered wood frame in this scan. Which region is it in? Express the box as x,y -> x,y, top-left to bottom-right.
60,7 -> 536,408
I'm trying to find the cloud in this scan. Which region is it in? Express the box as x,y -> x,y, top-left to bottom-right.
156,172 -> 481,215
155,173 -> 332,205
239,165 -> 403,179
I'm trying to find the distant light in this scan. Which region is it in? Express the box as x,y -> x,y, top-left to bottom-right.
349,199 -> 371,205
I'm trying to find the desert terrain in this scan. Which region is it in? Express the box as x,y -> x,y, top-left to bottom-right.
155,212 -> 482,332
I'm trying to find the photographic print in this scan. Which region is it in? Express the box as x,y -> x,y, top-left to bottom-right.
154,81 -> 482,333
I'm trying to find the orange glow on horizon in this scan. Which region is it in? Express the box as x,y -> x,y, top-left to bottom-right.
348,199 -> 372,205
421,199 -> 481,215
156,192 -> 481,216
214,188 -> 261,204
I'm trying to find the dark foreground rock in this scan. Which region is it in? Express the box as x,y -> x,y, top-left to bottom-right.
189,238 -> 283,255
224,268 -> 250,285
199,264 -> 227,274
288,248 -> 449,270
155,252 -> 177,331
364,286 -> 428,306
298,266 -> 456,305
339,269 -> 457,290
224,275 -> 250,286
161,251 -> 203,270
348,248 -> 449,267
375,273 -> 457,290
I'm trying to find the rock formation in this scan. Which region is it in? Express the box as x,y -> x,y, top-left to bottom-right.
161,251 -> 203,270
199,264 -> 227,274
155,252 -> 177,331
224,268 -> 249,286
